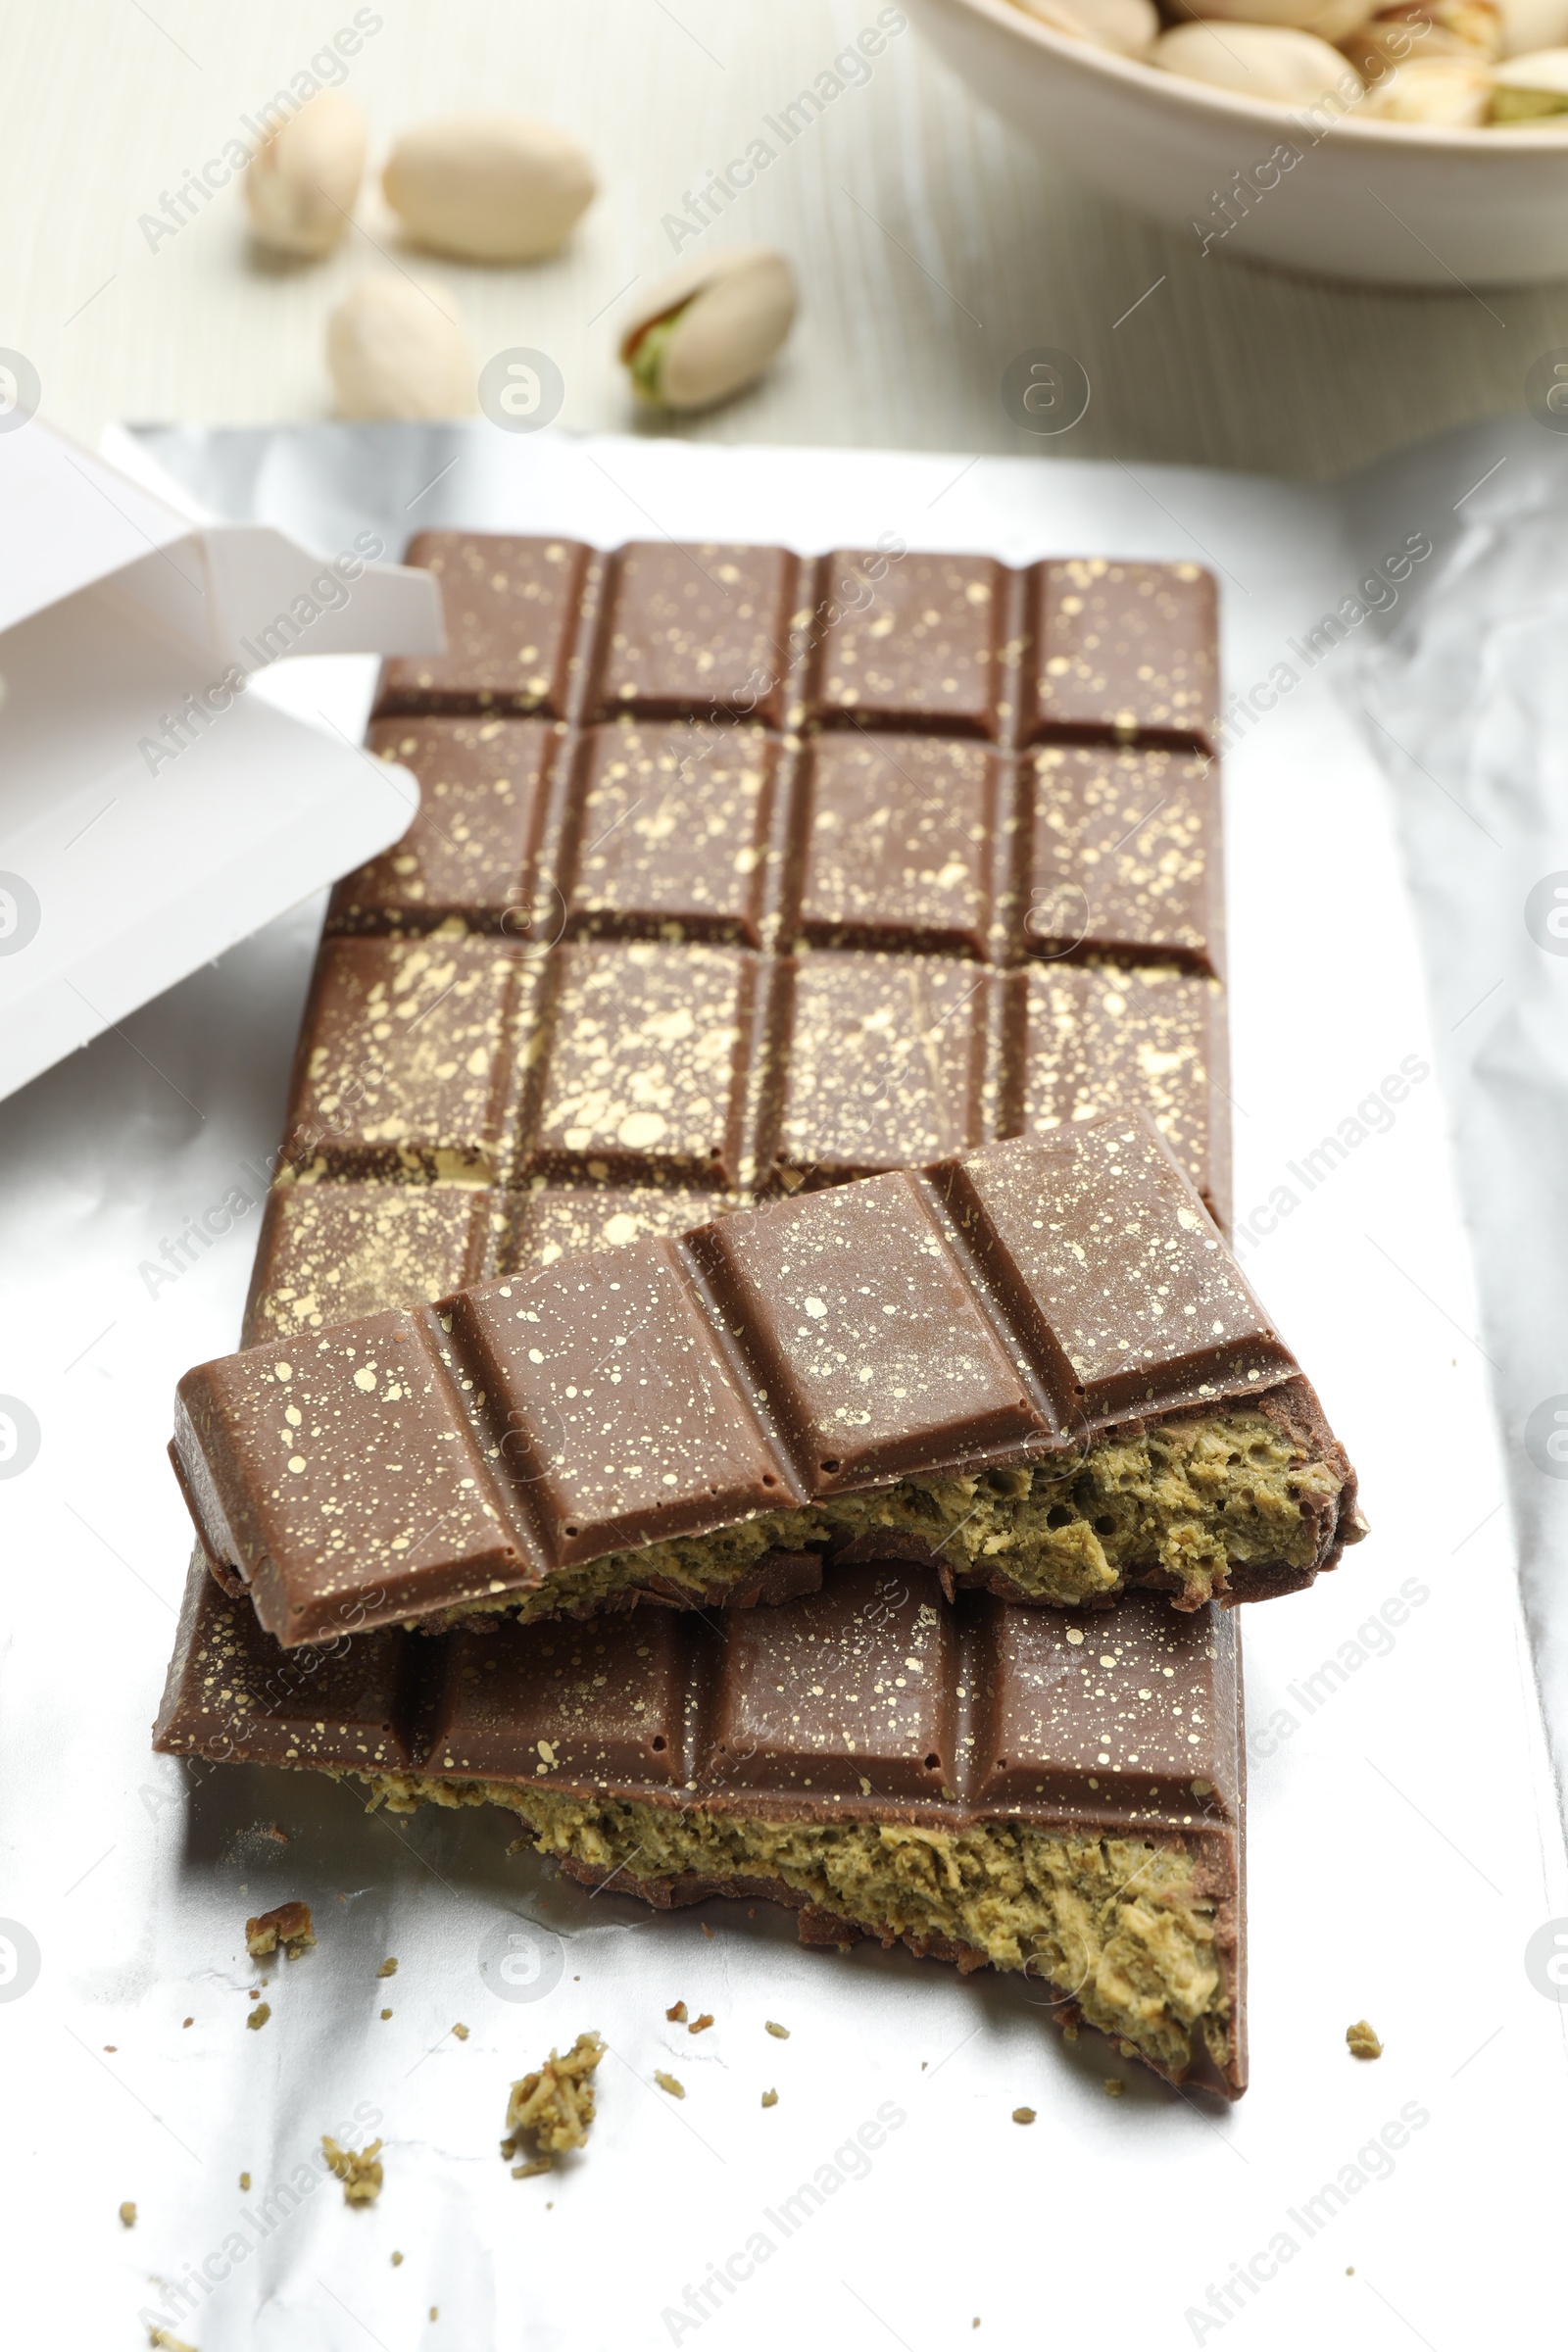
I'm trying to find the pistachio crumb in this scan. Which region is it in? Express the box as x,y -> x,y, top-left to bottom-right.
246,2002 -> 271,2032
1011,2107 -> 1036,2125
1347,2019 -> 1383,2060
453,2023 -> 469,2040
761,2088 -> 778,2108
119,2201 -> 137,2227
238,2172 -> 251,2191
655,2070 -> 685,2099
688,2012 -> 714,2035
322,2135 -> 384,2205
503,2030 -> 605,2167
378,1957 -> 398,1979
1104,2078 -> 1125,2098
665,2000 -> 688,2023
763,2020 -> 790,2040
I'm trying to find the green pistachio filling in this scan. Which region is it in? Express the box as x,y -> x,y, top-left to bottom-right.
362,1775 -> 1231,2081
421,1403 -> 1347,1630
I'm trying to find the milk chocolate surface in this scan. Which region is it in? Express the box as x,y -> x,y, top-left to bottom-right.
277,534 -> 1227,1266
177,1122 -> 1359,1648
153,1554 -> 1247,2095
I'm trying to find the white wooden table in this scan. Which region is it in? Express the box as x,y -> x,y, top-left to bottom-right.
2,0 -> 1561,479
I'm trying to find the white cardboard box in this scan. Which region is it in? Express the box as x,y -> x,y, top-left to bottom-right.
0,420 -> 443,1102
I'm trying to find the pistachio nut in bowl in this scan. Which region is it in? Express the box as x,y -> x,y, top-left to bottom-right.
909,0 -> 1568,284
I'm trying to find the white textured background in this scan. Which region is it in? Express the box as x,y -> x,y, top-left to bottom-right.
1,0 -> 1566,474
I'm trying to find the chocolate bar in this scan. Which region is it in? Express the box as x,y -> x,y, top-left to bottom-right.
174,1119 -> 1362,1649
153,1552 -> 1247,2096
242,532 -> 1228,1368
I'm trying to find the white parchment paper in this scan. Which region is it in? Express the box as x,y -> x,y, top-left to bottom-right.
0,423 -> 1562,2351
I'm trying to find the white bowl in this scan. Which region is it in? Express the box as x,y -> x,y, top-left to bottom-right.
910,0 -> 1568,285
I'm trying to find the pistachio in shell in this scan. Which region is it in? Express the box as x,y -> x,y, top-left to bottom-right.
382,114 -> 597,264
326,275 -> 478,420
620,248 -> 798,413
245,90 -> 368,257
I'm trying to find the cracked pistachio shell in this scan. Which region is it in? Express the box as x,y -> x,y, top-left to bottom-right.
620,248 -> 799,413
1492,37 -> 1568,102
1154,19 -> 1365,101
1359,52 -> 1494,111
245,90 -> 368,257
1011,0 -> 1159,58
383,114 -> 597,263
326,276 -> 478,421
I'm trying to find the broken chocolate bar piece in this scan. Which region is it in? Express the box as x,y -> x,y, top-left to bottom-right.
153,1556 -> 1247,2096
172,1118 -> 1361,1647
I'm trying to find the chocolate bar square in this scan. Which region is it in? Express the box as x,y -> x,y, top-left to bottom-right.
807,549 -> 1006,738
1021,743 -> 1221,976
242,1182 -> 508,1345
329,716 -> 561,934
564,719 -> 778,946
525,940 -> 760,1188
692,1168 -> 1045,1491
282,936 -> 540,1185
375,533 -> 592,717
1029,560 -> 1217,749
590,541 -> 797,726
765,952 -> 991,1186
1004,962 -> 1229,1226
794,732 -> 999,959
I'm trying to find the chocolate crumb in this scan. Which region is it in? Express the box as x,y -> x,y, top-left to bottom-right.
1011,2107 -> 1036,2125
655,2070 -> 685,2099
764,2020 -> 789,2040
245,1900 -> 316,1960
688,2012 -> 714,2035
246,2002 -> 271,2032
182,2017 -> 193,2029
322,2135 -> 384,2205
119,2201 -> 136,2227
1346,2019 -> 1383,2060
665,2000 -> 688,2023
761,2088 -> 778,2108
